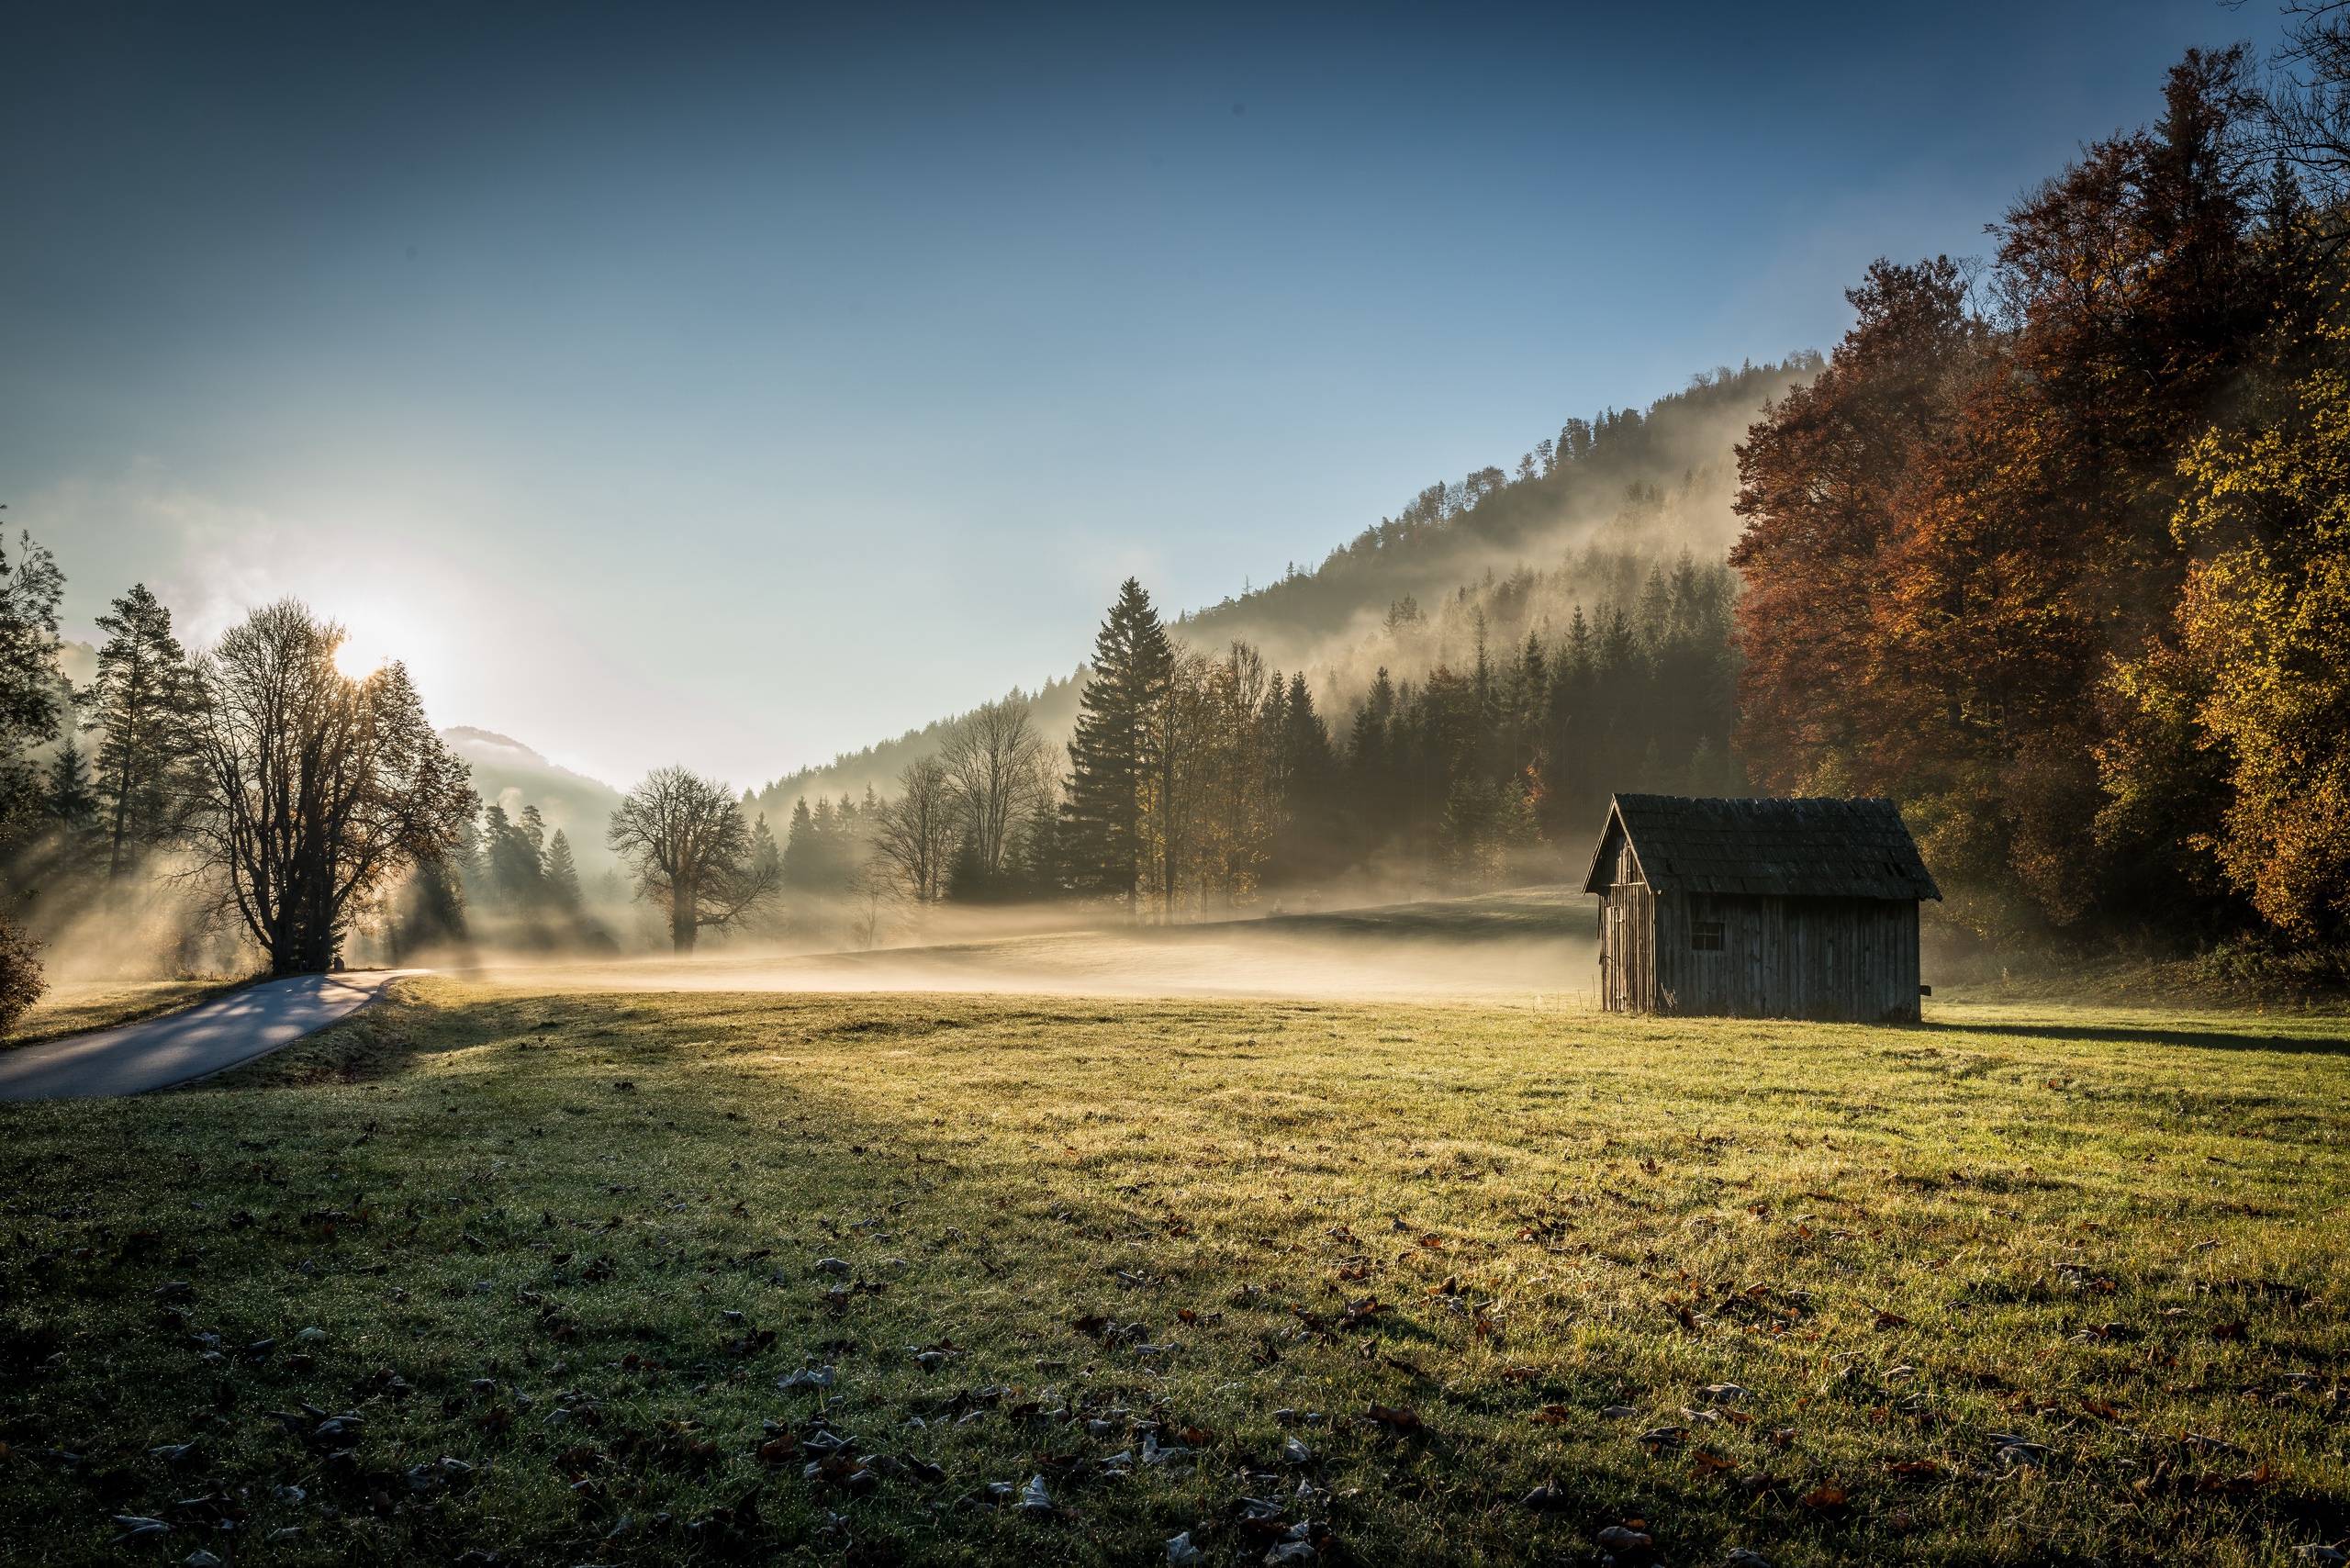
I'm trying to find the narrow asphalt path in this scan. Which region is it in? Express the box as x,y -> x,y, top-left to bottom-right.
0,970 -> 419,1102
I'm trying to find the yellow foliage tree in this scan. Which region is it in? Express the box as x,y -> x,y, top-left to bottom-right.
2158,351 -> 2350,936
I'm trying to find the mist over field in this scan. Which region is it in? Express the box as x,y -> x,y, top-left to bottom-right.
16,11 -> 2350,1568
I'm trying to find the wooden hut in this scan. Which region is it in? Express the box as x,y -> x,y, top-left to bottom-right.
1583,794 -> 1941,1021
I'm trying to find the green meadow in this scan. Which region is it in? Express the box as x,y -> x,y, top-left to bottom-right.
2,979 -> 2345,1565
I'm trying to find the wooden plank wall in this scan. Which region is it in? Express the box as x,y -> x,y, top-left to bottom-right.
1651,892 -> 1919,1022
1598,843 -> 1655,1013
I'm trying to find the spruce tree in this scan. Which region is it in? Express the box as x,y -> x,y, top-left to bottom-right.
1062,577 -> 1171,913
748,813 -> 782,899
48,734 -> 99,826
1269,671 -> 1337,886
780,797 -> 817,890
483,802 -> 546,909
89,582 -> 196,879
0,532 -> 66,840
544,828 -> 583,911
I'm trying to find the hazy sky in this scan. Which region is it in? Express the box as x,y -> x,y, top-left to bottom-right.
6,0 -> 2277,789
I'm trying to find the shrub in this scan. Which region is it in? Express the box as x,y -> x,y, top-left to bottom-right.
0,915 -> 47,1034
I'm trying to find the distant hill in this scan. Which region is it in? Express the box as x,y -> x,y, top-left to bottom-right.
1175,357 -> 1816,682
748,355 -> 1820,819
441,727 -> 625,875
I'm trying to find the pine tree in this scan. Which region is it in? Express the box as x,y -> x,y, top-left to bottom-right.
48,734 -> 98,827
544,828 -> 583,912
0,531 -> 66,842
89,582 -> 197,879
1269,671 -> 1337,885
780,797 -> 819,891
483,802 -> 546,909
1063,578 -> 1171,912
747,813 -> 782,903
45,734 -> 102,873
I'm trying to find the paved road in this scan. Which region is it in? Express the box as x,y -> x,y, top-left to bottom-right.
0,970 -> 418,1102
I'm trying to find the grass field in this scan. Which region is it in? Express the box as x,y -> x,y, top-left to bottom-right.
1,977 -> 2345,1566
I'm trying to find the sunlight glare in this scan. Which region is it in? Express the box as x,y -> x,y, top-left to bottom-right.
333,632 -> 391,680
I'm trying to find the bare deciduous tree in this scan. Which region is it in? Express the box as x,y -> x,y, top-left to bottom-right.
187,600 -> 475,976
871,754 -> 957,904
607,767 -> 776,953
2266,6 -> 2350,201
939,696 -> 1050,881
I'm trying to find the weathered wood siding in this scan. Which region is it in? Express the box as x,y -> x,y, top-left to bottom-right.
1650,891 -> 1919,1021
1597,842 -> 1655,1014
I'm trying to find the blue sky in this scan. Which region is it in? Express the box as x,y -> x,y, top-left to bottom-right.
4,0 -> 2277,787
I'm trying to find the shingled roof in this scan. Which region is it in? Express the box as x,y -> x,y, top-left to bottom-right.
1580,794 -> 1942,901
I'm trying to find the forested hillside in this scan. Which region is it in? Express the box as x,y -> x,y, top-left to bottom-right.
767,37 -> 2350,969
1181,358 -> 1813,671
764,366 -> 1807,930
745,674 -> 1084,824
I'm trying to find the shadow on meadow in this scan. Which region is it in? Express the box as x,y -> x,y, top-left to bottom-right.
1922,1017 -> 2350,1058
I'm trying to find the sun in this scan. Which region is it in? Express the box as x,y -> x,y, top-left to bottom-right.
333,632 -> 392,680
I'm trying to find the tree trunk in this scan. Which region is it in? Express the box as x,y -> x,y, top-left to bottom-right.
108,762 -> 133,881
672,874 -> 699,954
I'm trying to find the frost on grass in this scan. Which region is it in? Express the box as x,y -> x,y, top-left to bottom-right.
0,980 -> 2344,1564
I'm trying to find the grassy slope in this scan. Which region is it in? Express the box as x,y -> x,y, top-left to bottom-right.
5,977 -> 249,1049
1,981 -> 2345,1566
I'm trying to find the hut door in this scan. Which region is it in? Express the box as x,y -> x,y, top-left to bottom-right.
1608,844 -> 1651,1011
1606,902 -> 1626,1010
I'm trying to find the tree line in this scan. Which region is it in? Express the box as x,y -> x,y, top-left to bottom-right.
1730,30 -> 2350,948
768,548 -> 1740,929
43,35 -> 2350,963
0,561 -> 805,1006
0,564 -> 478,1017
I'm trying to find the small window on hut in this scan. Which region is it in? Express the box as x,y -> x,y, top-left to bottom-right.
1691,920 -> 1724,952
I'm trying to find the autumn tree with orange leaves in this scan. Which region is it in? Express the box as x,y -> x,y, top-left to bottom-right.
1729,44 -> 2350,945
